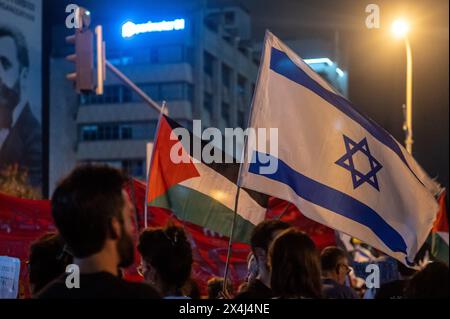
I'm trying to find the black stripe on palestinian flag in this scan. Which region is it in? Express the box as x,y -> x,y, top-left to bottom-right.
163,115 -> 270,208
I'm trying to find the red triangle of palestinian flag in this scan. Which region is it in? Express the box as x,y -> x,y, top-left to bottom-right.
147,115 -> 200,203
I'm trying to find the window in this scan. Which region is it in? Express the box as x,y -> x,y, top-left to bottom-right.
120,125 -> 132,140
122,86 -> 132,103
79,121 -> 158,142
222,102 -> 230,125
222,64 -> 231,89
237,74 -> 247,96
238,110 -> 246,128
81,125 -> 98,141
204,92 -> 213,117
80,83 -> 192,105
204,51 -> 215,77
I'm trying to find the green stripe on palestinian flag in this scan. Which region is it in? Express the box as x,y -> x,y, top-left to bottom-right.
431,190 -> 449,263
147,115 -> 268,243
150,185 -> 256,243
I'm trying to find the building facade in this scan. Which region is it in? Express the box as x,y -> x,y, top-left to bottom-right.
49,4 -> 348,193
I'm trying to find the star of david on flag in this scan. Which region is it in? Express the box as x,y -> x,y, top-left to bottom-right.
335,135 -> 383,191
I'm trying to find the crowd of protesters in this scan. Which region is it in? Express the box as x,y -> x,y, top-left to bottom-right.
25,165 -> 449,299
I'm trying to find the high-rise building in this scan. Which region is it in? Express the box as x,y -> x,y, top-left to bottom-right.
49,4 -> 348,193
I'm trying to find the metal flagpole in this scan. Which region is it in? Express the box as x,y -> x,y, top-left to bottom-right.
276,202 -> 292,221
222,186 -> 241,293
222,31 -> 272,293
144,102 -> 167,228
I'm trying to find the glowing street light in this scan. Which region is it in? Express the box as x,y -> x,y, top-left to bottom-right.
392,18 -> 413,154
391,19 -> 410,38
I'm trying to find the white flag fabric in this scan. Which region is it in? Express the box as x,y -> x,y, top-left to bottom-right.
239,31 -> 439,265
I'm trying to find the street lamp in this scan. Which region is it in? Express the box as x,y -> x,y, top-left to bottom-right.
391,19 -> 413,154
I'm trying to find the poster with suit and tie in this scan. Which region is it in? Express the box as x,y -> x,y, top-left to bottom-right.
0,0 -> 42,188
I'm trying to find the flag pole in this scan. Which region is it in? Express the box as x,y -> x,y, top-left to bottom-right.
276,202 -> 291,221
222,31 -> 272,293
222,185 -> 241,293
144,101 -> 167,228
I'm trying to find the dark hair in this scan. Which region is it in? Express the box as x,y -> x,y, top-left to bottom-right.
28,232 -> 73,294
250,220 -> 290,253
207,277 -> 234,299
51,165 -> 128,258
0,25 -> 29,69
138,223 -> 193,290
404,261 -> 449,299
269,229 -> 322,299
320,246 -> 347,273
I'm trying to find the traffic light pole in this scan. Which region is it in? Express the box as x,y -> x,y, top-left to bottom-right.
105,60 -> 163,113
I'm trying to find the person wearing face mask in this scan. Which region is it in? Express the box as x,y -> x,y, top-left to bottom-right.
36,165 -> 160,299
0,25 -> 41,187
137,223 -> 193,299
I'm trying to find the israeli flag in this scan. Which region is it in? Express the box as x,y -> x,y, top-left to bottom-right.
239,31 -> 439,265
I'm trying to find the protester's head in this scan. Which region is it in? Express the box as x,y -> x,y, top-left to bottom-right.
250,220 -> 291,275
404,261 -> 449,299
207,277 -> 234,299
137,223 -> 193,296
269,229 -> 322,299
51,165 -> 135,269
320,246 -> 351,285
0,25 -> 29,128
28,232 -> 73,295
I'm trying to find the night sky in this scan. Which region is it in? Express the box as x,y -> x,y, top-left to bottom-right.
48,0 -> 449,190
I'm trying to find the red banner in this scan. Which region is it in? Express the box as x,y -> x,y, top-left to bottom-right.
0,180 -> 335,298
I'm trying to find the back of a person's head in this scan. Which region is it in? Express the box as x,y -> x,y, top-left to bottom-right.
320,246 -> 347,274
404,261 -> 449,299
28,232 -> 73,294
138,223 -> 193,290
51,165 -> 127,258
250,220 -> 290,253
269,229 -> 322,299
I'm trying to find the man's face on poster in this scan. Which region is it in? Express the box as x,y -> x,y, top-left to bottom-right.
0,35 -> 25,128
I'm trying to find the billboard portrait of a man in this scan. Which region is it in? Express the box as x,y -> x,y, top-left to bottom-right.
0,25 -> 42,187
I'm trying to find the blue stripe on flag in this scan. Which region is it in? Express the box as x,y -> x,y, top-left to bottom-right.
248,151 -> 408,254
269,47 -> 415,179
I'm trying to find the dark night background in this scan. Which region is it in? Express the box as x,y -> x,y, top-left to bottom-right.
47,0 -> 449,191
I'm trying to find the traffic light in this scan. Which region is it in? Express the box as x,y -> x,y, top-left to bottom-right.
65,6 -> 105,94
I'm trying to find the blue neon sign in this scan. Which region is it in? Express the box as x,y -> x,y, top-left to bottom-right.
122,19 -> 185,38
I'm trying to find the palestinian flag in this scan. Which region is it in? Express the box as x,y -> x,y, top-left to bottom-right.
147,115 -> 268,243
431,190 -> 449,263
